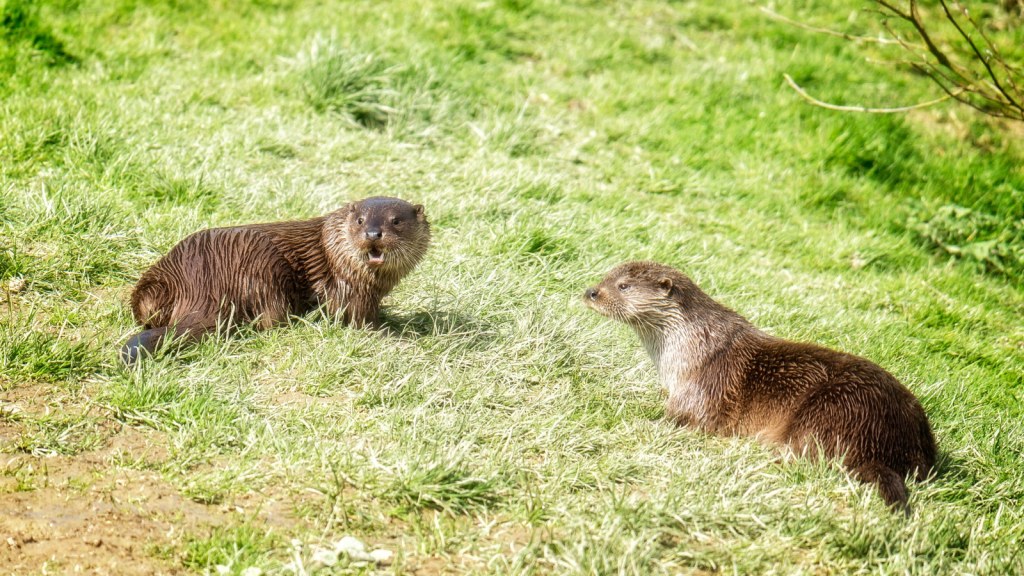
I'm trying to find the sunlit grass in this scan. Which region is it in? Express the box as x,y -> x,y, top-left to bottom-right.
1,0 -> 1023,574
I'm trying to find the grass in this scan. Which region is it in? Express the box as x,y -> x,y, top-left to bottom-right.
1,0 -> 1023,573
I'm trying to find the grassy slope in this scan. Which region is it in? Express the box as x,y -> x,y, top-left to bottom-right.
2,0 -> 1023,573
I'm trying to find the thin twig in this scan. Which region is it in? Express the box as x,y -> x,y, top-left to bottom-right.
750,1 -> 915,47
758,0 -> 1024,122
939,0 -> 1015,107
783,74 -> 962,112
873,1 -> 1021,120
945,0 -> 1024,111
912,62 -> 1005,117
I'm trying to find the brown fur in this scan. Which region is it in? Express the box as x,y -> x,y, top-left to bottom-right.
121,196 -> 430,363
583,261 -> 936,510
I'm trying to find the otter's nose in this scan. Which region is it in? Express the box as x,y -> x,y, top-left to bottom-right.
585,287 -> 600,301
365,229 -> 383,241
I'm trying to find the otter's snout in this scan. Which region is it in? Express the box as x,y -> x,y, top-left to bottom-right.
365,229 -> 383,241
584,287 -> 600,301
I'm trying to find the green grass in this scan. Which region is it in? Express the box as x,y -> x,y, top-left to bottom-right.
1,0 -> 1023,573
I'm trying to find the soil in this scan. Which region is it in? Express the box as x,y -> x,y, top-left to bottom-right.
0,385 -> 298,576
0,385 -> 546,576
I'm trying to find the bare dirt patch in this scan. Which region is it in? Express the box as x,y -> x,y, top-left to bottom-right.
1,442 -> 195,574
0,393 -> 299,575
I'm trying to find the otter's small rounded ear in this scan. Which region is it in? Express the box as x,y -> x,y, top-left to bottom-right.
658,277 -> 673,294
414,204 -> 425,215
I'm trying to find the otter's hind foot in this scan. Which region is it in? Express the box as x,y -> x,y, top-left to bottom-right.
120,327 -> 170,365
855,461 -> 908,512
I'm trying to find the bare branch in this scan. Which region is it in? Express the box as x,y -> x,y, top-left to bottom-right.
906,0 -> 961,72
937,0 -> 1021,113
946,0 -> 1024,108
758,0 -> 1024,122
783,74 -> 963,113
874,0 -> 912,19
911,63 -> 1011,117
749,1 -> 914,46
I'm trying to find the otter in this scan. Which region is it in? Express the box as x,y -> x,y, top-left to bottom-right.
583,261 -> 936,510
121,196 -> 430,364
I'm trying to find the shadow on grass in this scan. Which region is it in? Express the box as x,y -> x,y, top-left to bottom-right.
115,307 -> 501,367
381,309 -> 499,352
925,448 -> 1024,516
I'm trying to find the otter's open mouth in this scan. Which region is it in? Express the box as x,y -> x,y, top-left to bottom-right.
367,248 -> 384,265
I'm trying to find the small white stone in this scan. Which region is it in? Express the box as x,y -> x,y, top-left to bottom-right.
8,278 -> 26,293
351,550 -> 377,562
241,568 -> 263,576
215,565 -> 230,575
334,536 -> 366,554
332,535 -> 381,562
370,549 -> 394,563
311,547 -> 338,566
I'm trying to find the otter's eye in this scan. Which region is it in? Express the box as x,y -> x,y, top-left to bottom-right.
618,283 -> 630,291
356,217 -> 364,225
392,218 -> 401,226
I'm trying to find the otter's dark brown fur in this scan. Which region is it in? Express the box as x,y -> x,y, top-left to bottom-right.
121,196 -> 430,364
584,261 -> 936,509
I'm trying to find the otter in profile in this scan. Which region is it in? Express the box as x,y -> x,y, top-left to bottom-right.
583,261 -> 936,510
121,196 -> 430,364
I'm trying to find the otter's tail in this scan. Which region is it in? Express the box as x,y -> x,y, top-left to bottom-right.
855,462 -> 907,511
119,324 -> 207,365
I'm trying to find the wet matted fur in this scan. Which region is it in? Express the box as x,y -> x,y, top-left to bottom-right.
122,196 -> 430,363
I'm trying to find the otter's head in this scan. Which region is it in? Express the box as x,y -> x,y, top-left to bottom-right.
345,196 -> 431,274
583,261 -> 697,330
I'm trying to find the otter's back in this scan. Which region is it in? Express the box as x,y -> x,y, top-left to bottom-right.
130,227 -> 301,329
742,339 -> 936,478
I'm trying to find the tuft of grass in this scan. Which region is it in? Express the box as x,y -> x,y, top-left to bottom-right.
8,412 -> 105,456
1,309 -> 103,382
298,38 -> 403,129
378,443 -> 504,515
179,524 -> 280,575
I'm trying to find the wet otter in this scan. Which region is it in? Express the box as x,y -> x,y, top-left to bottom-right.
121,196 -> 430,364
583,261 -> 936,510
